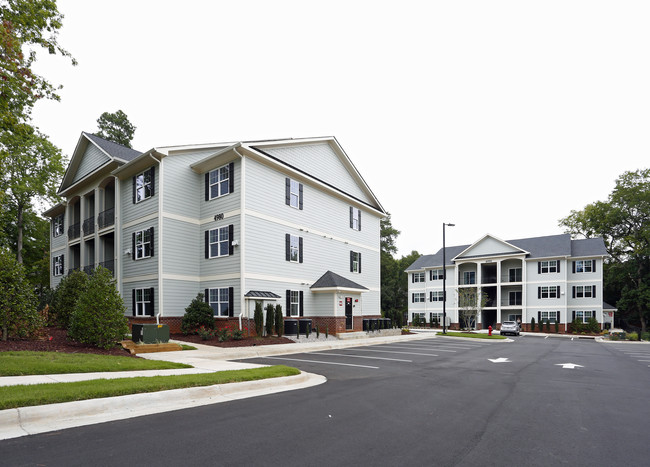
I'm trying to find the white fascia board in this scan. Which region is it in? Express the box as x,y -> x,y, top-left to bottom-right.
111,149 -> 164,179
311,287 -> 368,294
452,233 -> 530,262
189,143 -> 243,174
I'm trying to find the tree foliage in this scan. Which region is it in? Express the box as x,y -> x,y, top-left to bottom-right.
181,293 -> 214,334
68,267 -> 128,349
560,168 -> 650,335
52,269 -> 89,328
457,287 -> 488,331
0,247 -> 41,340
95,110 -> 136,148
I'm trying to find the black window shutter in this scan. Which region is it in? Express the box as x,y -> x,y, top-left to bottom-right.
429,291 -> 433,302
285,178 -> 290,205
299,237 -> 303,263
537,287 -> 541,299
557,286 -> 560,297
61,255 -> 65,273
204,230 -> 209,259
228,287 -> 234,317
299,291 -> 304,317
204,289 -> 209,303
148,288 -> 155,316
572,286 -> 576,298
286,291 -> 291,317
149,167 -> 155,197
593,260 -> 596,273
593,285 -> 596,298
350,251 -> 354,272
538,262 -> 541,274
149,227 -> 155,257
412,274 -> 415,283
285,234 -> 290,261
538,311 -> 541,322
205,173 -> 210,201
132,232 -> 136,260
572,310 -> 576,321
358,210 -> 361,230
132,176 -> 136,203
557,261 -> 560,273
228,224 -> 234,255
358,253 -> 361,273
52,258 -> 55,275
132,289 -> 136,316
299,183 -> 303,210
228,162 -> 235,194
572,261 -> 576,273
350,207 -> 354,228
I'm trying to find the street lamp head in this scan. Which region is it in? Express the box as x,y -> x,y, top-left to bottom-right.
446,223 -> 455,227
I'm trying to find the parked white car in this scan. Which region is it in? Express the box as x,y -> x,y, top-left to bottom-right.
500,321 -> 520,336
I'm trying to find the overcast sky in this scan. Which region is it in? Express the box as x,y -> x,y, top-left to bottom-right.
31,0 -> 650,257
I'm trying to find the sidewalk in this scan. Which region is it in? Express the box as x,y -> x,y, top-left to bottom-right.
0,331 -> 435,440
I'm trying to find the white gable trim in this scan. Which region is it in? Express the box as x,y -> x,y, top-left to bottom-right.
453,234 -> 530,261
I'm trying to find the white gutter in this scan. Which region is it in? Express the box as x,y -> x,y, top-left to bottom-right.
233,147 -> 245,331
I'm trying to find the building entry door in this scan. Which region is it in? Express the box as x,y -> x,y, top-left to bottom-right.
345,297 -> 353,330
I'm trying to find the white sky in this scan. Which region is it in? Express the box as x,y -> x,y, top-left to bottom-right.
31,0 -> 650,257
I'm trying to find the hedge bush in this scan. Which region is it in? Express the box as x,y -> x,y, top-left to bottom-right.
274,304 -> 283,337
0,250 -> 41,341
53,269 -> 89,329
181,293 -> 214,334
265,303 -> 274,336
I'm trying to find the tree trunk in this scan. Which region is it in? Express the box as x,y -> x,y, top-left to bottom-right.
17,204 -> 23,264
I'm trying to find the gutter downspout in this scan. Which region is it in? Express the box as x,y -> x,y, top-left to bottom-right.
149,153 -> 163,322
233,148 -> 245,331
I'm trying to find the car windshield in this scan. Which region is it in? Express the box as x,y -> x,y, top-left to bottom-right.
503,321 -> 516,326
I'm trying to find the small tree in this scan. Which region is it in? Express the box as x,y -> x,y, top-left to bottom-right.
0,249 -> 41,340
254,301 -> 264,336
68,267 -> 128,349
458,288 -> 488,331
53,269 -> 89,328
531,317 -> 536,332
265,303 -> 274,336
275,304 -> 284,337
554,319 -> 559,333
181,293 -> 214,334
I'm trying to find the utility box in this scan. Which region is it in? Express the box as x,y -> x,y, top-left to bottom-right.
132,324 -> 170,344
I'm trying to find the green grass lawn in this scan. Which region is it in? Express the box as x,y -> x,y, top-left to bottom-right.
0,365 -> 300,410
436,331 -> 507,339
0,351 -> 192,376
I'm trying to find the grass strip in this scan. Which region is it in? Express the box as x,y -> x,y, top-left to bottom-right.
436,332 -> 506,339
0,351 -> 192,376
0,365 -> 300,410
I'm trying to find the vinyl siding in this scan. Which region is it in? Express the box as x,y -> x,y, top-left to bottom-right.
127,280 -> 158,316
120,165 -> 159,223
162,217 -> 200,277
162,279 -> 200,317
122,220 -> 159,279
72,144 -> 110,184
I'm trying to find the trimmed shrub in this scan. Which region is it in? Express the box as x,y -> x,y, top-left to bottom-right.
627,332 -> 639,341
554,320 -> 559,333
181,293 -> 214,334
52,269 -> 89,329
587,317 -> 600,334
530,317 -> 536,332
68,267 -> 128,349
254,301 -> 264,336
265,303 -> 274,336
274,304 -> 283,337
0,250 -> 42,341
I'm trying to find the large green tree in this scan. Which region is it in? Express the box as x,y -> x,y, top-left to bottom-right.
95,110 -> 136,148
560,169 -> 650,335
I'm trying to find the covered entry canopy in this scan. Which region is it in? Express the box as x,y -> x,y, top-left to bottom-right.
244,291 -> 282,300
310,270 -> 368,293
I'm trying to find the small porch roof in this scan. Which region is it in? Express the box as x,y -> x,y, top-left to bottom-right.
244,291 -> 282,300
310,271 -> 368,293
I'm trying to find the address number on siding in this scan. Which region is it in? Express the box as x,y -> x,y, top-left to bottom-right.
214,213 -> 224,221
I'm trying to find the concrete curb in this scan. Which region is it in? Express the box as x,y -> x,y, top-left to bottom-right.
0,371 -> 326,441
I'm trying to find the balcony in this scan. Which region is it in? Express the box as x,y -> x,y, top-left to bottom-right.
99,259 -> 114,276
82,217 -> 95,236
67,267 -> 80,275
68,223 -> 80,240
98,208 -> 115,229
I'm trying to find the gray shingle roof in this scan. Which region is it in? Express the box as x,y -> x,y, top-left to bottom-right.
83,132 -> 141,162
310,271 -> 368,290
405,234 -> 607,271
244,291 -> 282,299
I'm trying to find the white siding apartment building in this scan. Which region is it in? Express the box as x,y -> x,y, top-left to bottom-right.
45,132 -> 386,334
405,234 -> 613,332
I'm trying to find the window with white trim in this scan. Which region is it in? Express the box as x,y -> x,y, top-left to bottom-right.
134,168 -> 154,203
135,228 -> 152,260
508,268 -> 522,282
53,254 -> 64,276
575,260 -> 594,273
430,291 -> 444,302
53,214 -> 64,237
208,288 -> 230,317
290,290 -> 300,316
574,285 -> 594,298
539,286 -> 560,299
350,251 -> 361,273
540,260 -> 558,274
209,226 -> 230,258
287,179 -> 302,209
350,207 -> 361,231
412,272 -> 425,283
540,311 -> 559,323
575,310 -> 593,323
412,293 -> 426,303
208,164 -> 230,200
463,271 -> 476,285
134,288 -> 153,316
289,235 -> 300,262
430,269 -> 444,281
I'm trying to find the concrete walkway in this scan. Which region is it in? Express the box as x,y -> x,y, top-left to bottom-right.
0,331 -> 435,440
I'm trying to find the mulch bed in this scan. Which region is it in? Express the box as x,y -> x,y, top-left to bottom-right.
171,333 -> 295,348
0,327 -> 136,357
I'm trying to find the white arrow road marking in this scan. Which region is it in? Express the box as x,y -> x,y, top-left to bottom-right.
556,363 -> 584,369
488,358 -> 511,363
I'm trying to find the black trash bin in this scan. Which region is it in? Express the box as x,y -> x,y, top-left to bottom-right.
298,319 -> 312,334
284,319 -> 298,336
363,319 -> 370,331
370,318 -> 379,331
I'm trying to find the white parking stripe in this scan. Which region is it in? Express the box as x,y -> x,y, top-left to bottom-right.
309,352 -> 412,362
372,344 -> 456,353
262,356 -> 378,369
349,348 -> 439,357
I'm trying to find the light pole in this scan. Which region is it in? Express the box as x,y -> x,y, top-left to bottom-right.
442,222 -> 455,334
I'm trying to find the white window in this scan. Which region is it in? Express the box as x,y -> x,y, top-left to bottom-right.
350,207 -> 361,231
289,179 -> 300,209
539,286 -> 559,299
134,288 -> 153,316
209,164 -> 230,199
575,310 -> 593,323
53,254 -> 64,276
412,293 -> 426,303
540,311 -> 559,323
208,288 -> 230,317
209,226 -> 230,258
289,235 -> 300,262
135,228 -> 152,259
575,260 -> 594,273
53,214 -> 64,237
135,168 -> 153,203
508,268 -> 522,282
575,286 -> 594,298
290,290 -> 300,316
540,260 -> 558,274
430,291 -> 444,302
430,269 -> 444,281
412,272 -> 425,283
463,271 -> 476,285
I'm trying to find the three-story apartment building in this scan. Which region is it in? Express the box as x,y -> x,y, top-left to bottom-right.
405,233 -> 612,332
45,132 -> 386,334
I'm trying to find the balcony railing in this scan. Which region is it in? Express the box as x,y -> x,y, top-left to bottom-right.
82,216 -> 95,236
99,260 -> 114,276
501,297 -> 523,306
68,223 -> 80,240
67,267 -> 80,275
501,274 -> 522,283
98,208 -> 115,229
83,265 -> 94,275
